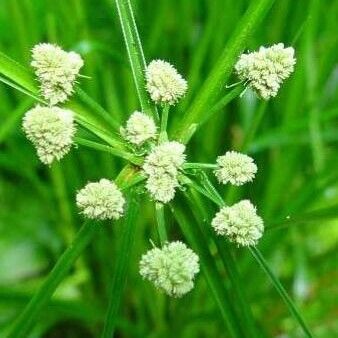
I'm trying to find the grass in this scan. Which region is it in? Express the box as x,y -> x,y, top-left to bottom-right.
0,0 -> 337,337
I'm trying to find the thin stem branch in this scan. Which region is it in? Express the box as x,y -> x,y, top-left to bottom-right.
155,203 -> 168,245
159,104 -> 169,143
183,163 -> 217,170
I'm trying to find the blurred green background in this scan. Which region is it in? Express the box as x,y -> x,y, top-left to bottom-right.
0,0 -> 337,337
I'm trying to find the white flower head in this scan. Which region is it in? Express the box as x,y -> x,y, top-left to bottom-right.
31,43 -> 84,105
211,200 -> 264,246
215,151 -> 257,186
143,141 -> 186,177
145,173 -> 179,203
76,179 -> 125,220
146,60 -> 188,105
120,111 -> 157,146
235,43 -> 296,100
142,141 -> 186,203
22,105 -> 75,165
139,241 -> 199,297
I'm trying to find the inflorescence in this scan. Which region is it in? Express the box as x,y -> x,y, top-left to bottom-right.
235,43 -> 296,100
19,41 -> 296,297
139,241 -> 199,297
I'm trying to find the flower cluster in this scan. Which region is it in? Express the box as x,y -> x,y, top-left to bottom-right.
31,43 -> 84,105
139,241 -> 199,297
215,151 -> 257,186
22,106 -> 75,165
142,141 -> 186,203
76,179 -> 125,220
235,43 -> 296,100
146,60 -> 187,105
23,44 -> 83,165
211,200 -> 264,246
120,111 -> 157,146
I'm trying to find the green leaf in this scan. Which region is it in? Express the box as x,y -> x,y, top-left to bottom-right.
7,221 -> 98,338
249,247 -> 313,337
171,200 -> 242,338
174,0 -> 276,142
114,0 -> 158,120
101,193 -> 140,338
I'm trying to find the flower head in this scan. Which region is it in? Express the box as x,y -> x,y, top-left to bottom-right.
215,151 -> 257,186
143,141 -> 186,176
31,43 -> 84,105
146,60 -> 187,105
142,141 -> 186,203
22,105 -> 75,165
76,179 -> 125,220
139,241 -> 199,297
235,43 -> 296,100
211,200 -> 264,246
120,111 -> 157,145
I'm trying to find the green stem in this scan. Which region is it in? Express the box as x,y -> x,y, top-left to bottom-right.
175,0 -> 276,142
8,221 -> 98,338
249,247 -> 313,338
242,101 -> 267,151
155,203 -> 168,245
183,163 -> 217,170
75,137 -> 142,165
101,194 -> 140,338
114,0 -> 157,120
159,104 -> 169,143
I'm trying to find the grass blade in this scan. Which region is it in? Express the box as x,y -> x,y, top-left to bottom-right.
171,200 -> 242,338
114,0 -> 157,120
7,221 -> 98,338
175,0 -> 276,142
249,247 -> 313,337
101,193 -> 140,338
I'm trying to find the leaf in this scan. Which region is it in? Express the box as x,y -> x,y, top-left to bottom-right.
101,193 -> 140,338
249,247 -> 313,338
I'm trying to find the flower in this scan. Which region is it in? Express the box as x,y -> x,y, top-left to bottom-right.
139,241 -> 199,297
211,200 -> 264,246
31,43 -> 84,105
142,141 -> 186,203
22,105 -> 75,165
146,60 -> 188,105
120,111 -> 157,145
145,173 -> 179,204
215,151 -> 257,186
143,141 -> 186,176
235,43 -> 296,100
76,179 -> 125,220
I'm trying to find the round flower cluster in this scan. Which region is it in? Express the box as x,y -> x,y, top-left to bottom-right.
142,141 -> 186,203
214,151 -> 257,186
120,111 -> 157,146
139,241 -> 199,297
76,179 -> 125,220
146,60 -> 188,105
235,43 -> 296,100
22,106 -> 75,165
31,43 -> 84,105
211,200 -> 264,246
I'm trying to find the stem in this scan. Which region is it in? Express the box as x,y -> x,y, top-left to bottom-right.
155,203 -> 168,245
159,104 -> 169,143
241,101 -> 267,151
114,0 -> 157,120
8,221 -> 98,338
183,163 -> 217,170
101,194 -> 140,338
175,0 -> 276,142
249,247 -> 313,338
75,137 -> 143,165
